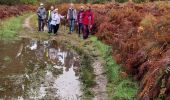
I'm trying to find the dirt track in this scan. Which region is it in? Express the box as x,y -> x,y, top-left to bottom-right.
22,15 -> 108,100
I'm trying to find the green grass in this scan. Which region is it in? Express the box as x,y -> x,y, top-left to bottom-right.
30,14 -> 37,29
81,54 -> 95,99
0,15 -> 28,40
90,36 -> 138,100
0,16 -> 21,39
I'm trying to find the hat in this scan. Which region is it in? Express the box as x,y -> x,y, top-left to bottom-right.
40,3 -> 44,6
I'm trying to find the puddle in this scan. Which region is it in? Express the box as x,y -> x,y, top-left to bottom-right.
0,38 -> 82,100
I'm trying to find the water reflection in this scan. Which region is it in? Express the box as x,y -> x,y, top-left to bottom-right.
0,38 -> 82,100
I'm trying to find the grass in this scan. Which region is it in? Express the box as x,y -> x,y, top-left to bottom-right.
90,37 -> 138,100
0,14 -> 31,41
30,14 -> 38,29
3,56 -> 12,64
80,54 -> 95,99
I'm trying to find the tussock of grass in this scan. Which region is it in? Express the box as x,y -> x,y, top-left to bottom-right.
90,36 -> 138,100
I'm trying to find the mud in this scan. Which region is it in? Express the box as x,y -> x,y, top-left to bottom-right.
0,38 -> 82,100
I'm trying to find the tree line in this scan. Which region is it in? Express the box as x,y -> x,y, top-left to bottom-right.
0,0 -> 165,5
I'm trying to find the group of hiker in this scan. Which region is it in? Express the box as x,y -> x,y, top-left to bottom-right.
37,3 -> 94,39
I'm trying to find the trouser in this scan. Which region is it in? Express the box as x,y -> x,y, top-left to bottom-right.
38,19 -> 45,31
78,23 -> 84,36
48,20 -> 52,33
69,19 -> 75,33
52,24 -> 59,34
83,25 -> 89,39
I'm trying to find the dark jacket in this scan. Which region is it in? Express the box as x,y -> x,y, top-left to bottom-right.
77,10 -> 84,24
37,7 -> 46,20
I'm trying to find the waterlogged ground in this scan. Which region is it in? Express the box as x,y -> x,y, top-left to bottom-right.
0,38 -> 82,100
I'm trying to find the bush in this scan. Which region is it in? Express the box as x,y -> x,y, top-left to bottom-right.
0,0 -> 37,5
20,0 -> 37,5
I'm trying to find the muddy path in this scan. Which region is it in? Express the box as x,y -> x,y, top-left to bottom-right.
22,14 -> 34,32
22,14 -> 108,100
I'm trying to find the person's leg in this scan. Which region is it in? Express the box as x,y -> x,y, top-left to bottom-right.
38,19 -> 41,31
86,25 -> 90,38
42,20 -> 45,31
56,24 -> 59,35
51,24 -> 54,34
53,25 -> 57,34
78,23 -> 81,36
70,20 -> 73,33
48,20 -> 52,33
40,19 -> 43,31
69,20 -> 71,33
71,20 -> 75,33
83,25 -> 87,39
88,25 -> 92,35
50,24 -> 52,33
80,23 -> 84,37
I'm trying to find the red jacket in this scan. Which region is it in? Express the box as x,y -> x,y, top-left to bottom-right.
82,10 -> 94,25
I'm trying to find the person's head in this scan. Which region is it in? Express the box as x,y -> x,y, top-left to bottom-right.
80,6 -> 84,11
70,3 -> 74,9
51,6 -> 54,10
40,3 -> 44,8
87,6 -> 91,11
54,8 -> 58,13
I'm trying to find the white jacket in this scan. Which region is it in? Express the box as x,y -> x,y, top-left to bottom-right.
51,12 -> 64,25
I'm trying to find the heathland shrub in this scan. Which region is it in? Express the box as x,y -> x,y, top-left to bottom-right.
79,2 -> 170,100
0,0 -> 37,5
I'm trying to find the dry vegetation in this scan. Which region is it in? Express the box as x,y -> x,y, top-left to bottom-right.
0,5 -> 36,19
57,2 -> 170,99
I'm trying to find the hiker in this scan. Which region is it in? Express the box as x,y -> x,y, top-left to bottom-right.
67,3 -> 77,34
77,6 -> 84,37
82,6 -> 94,39
47,6 -> 54,33
51,8 -> 65,35
37,3 -> 46,32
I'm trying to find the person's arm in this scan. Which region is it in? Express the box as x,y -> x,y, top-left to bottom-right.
47,10 -> 50,21
44,8 -> 47,19
37,8 -> 41,17
77,12 -> 80,24
67,9 -> 69,20
91,12 -> 94,25
74,9 -> 77,20
59,14 -> 65,19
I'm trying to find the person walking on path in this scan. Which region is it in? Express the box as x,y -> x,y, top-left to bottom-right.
51,8 -> 65,35
82,6 -> 94,39
77,6 -> 84,37
37,3 -> 46,32
67,3 -> 77,34
47,6 -> 54,33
